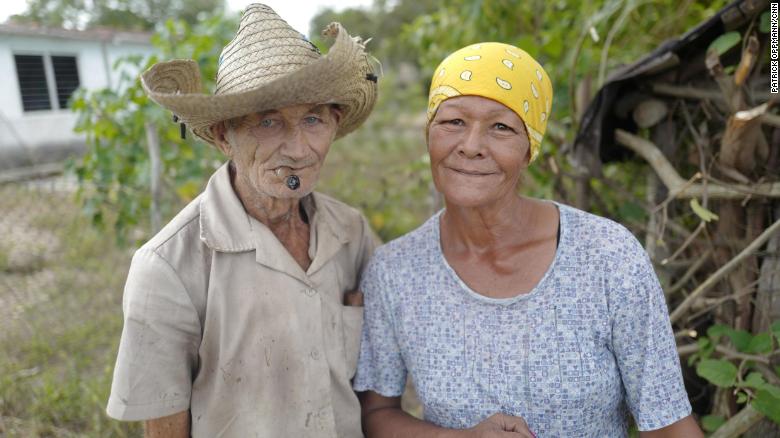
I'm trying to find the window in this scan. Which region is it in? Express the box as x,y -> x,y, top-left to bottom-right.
51,56 -> 80,109
14,55 -> 51,111
13,54 -> 80,112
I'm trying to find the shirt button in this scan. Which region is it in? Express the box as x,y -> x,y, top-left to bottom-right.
310,348 -> 320,360
306,288 -> 317,297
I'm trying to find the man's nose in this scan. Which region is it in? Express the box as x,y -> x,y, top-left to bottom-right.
279,125 -> 309,160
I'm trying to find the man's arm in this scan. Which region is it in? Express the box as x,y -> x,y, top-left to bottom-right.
639,415 -> 703,438
360,391 -> 534,438
145,410 -> 190,438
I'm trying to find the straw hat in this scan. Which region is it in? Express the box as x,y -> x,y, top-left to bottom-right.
140,3 -> 378,144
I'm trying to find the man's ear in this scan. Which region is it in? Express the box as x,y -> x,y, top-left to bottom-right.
211,121 -> 232,157
330,104 -> 343,125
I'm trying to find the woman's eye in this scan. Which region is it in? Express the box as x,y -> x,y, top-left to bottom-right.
494,122 -> 515,132
445,119 -> 464,126
259,118 -> 276,128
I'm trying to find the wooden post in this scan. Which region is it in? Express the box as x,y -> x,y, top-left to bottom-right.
145,121 -> 162,234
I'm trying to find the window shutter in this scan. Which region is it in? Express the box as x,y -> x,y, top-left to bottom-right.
14,55 -> 51,111
51,56 -> 80,109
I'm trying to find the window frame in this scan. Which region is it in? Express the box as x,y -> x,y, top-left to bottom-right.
12,50 -> 82,113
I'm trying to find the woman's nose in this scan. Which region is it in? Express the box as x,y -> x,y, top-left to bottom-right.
457,127 -> 485,158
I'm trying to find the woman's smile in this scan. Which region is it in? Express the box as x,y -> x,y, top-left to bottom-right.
446,166 -> 497,177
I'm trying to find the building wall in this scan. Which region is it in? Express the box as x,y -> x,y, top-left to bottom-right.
0,33 -> 155,168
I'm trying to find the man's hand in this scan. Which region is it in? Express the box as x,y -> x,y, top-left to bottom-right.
463,413 -> 535,438
145,410 -> 190,438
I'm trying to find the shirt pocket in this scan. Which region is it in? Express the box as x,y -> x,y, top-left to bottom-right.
341,305 -> 364,379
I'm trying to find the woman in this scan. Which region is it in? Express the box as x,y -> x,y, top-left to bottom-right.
353,43 -> 702,438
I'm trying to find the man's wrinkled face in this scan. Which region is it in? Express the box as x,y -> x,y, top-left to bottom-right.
212,104 -> 341,199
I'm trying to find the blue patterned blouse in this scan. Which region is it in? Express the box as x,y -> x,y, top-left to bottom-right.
353,203 -> 691,437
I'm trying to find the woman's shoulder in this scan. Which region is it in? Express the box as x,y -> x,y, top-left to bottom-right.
556,202 -> 645,257
373,212 -> 440,261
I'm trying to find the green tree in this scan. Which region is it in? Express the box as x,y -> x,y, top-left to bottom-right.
10,0 -> 226,30
70,12 -> 237,243
309,0 -> 440,65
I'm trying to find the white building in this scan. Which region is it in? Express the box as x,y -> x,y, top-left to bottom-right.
0,23 -> 155,169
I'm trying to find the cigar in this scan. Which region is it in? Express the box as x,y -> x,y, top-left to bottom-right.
275,167 -> 300,190
286,175 -> 300,190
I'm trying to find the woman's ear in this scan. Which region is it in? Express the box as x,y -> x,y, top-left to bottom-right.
211,121 -> 232,157
523,144 -> 532,167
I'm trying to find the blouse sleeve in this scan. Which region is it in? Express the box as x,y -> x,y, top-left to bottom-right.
608,232 -> 692,431
353,251 -> 408,397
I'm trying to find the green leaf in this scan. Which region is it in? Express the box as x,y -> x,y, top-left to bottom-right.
743,372 -> 766,388
771,320 -> 780,340
736,391 -> 748,404
690,198 -> 719,222
708,31 -> 741,56
742,371 -> 780,399
728,329 -> 753,352
760,11 -> 771,33
707,324 -> 731,342
698,337 -> 714,358
752,390 -> 780,424
763,384 -> 780,400
697,359 -> 738,387
746,333 -> 773,355
701,414 -> 726,432
618,201 -> 647,223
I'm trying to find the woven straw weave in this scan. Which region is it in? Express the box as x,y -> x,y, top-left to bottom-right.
141,3 -> 377,144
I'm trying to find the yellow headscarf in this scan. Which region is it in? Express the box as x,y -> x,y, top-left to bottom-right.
427,42 -> 553,163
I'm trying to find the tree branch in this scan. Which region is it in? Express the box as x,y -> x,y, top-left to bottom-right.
666,249 -> 712,296
670,217 -> 780,323
615,129 -> 780,198
710,404 -> 764,438
676,343 -> 770,364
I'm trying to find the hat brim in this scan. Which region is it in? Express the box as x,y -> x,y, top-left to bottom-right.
141,24 -> 377,144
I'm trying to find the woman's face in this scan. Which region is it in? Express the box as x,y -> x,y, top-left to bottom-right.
428,95 -> 531,208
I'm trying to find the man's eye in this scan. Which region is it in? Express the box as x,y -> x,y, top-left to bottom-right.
303,116 -> 322,125
260,118 -> 276,127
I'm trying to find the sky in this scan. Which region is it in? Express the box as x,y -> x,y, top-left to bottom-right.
0,0 -> 373,35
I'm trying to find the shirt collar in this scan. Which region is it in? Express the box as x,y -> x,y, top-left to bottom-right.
199,162 -> 351,278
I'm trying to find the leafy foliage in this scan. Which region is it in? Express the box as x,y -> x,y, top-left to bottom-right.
309,0 -> 440,65
70,13 -> 236,243
10,0 -> 225,30
688,321 -> 780,428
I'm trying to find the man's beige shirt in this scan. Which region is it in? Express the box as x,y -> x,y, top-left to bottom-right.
107,163 -> 377,437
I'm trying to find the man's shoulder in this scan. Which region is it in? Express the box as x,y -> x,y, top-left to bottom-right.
312,191 -> 369,235
312,191 -> 364,219
138,194 -> 205,258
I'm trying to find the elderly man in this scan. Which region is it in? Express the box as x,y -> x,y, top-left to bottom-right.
106,4 -> 378,437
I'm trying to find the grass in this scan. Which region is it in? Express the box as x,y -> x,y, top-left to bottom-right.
0,183 -> 141,437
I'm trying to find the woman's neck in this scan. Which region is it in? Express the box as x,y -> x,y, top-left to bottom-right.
440,194 -> 534,253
